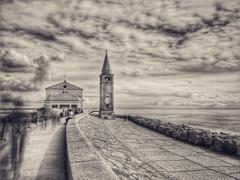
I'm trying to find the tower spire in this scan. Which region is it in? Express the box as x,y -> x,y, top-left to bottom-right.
102,50 -> 111,74
99,50 -> 114,119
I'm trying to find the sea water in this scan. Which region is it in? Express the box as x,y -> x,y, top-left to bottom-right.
115,108 -> 240,135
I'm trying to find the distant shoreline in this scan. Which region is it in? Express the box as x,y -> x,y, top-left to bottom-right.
114,107 -> 240,110
0,107 -> 240,111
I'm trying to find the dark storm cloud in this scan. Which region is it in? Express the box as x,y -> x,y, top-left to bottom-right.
0,92 -> 24,107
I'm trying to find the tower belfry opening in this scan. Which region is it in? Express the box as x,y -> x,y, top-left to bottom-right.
99,50 -> 114,119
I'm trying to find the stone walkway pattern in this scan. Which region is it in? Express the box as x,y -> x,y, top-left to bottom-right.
0,119 -> 67,180
77,115 -> 240,180
19,120 -> 67,180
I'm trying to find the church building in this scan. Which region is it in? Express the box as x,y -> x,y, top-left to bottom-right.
44,80 -> 83,113
99,51 -> 114,119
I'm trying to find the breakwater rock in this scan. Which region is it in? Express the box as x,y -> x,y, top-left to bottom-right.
116,115 -> 240,157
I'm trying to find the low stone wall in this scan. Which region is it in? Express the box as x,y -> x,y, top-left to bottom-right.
116,115 -> 240,157
66,114 -> 119,180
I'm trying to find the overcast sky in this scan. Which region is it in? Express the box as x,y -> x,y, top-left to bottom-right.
0,0 -> 239,108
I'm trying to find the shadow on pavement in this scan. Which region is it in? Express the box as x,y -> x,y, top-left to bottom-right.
35,125 -> 68,180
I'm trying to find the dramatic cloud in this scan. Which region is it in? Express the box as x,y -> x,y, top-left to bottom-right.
0,49 -> 33,72
0,74 -> 35,91
31,54 -> 64,85
178,59 -> 240,73
0,50 -> 64,91
0,0 -> 239,108
0,92 -> 24,107
32,55 -> 51,83
121,87 -> 192,99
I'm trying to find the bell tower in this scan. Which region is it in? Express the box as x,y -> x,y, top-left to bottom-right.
99,50 -> 114,119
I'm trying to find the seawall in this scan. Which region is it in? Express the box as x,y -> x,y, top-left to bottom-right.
66,114 -> 119,180
116,115 -> 240,157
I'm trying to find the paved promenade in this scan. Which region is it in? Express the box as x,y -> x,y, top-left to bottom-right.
19,120 -> 67,180
77,115 -> 240,180
0,119 -> 67,180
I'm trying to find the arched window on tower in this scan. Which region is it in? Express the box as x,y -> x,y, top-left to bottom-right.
104,76 -> 111,81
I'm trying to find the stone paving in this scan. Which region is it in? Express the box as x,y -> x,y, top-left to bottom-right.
0,119 -> 67,180
19,120 -> 67,180
66,114 -> 119,180
77,115 -> 240,180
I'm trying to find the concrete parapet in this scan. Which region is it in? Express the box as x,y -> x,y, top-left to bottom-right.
66,114 -> 119,180
120,115 -> 240,157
